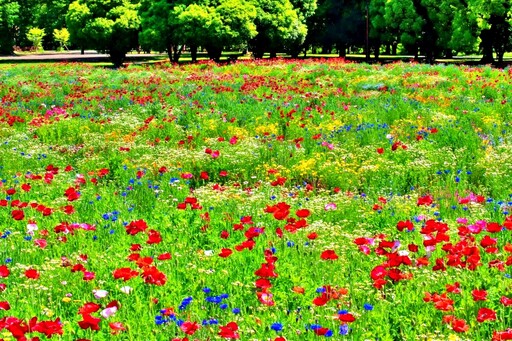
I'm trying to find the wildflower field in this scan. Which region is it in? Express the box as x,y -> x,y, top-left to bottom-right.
0,59 -> 512,341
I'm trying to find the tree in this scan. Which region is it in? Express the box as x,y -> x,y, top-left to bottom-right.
0,0 -> 20,55
32,0 -> 73,50
139,0 -> 179,62
174,0 -> 257,61
250,0 -> 308,58
66,0 -> 140,67
53,28 -> 70,51
26,27 -> 46,51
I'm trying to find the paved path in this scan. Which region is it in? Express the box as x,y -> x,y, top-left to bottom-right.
0,50 -> 167,63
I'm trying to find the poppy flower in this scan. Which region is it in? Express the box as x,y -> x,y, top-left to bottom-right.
500,296 -> 512,306
25,268 -> 40,279
472,289 -> 487,301
320,250 -> 339,260
11,209 -> 24,221
295,209 -> 310,218
142,266 -> 167,286
125,220 -> 148,235
180,321 -> 200,335
0,301 -> 10,310
78,302 -> 101,316
157,252 -> 171,260
146,229 -> 162,244
417,195 -> 433,206
113,268 -> 139,281
109,322 -> 126,334
450,318 -> 469,333
493,329 -> 512,340
0,265 -> 10,278
218,322 -> 239,339
219,248 -> 233,258
477,307 -> 497,322
338,312 -> 356,323
78,314 -> 101,331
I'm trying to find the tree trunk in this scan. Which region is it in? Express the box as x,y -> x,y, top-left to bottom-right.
337,42 -> 346,57
173,45 -> 182,63
374,43 -> 381,60
190,45 -> 197,63
206,45 -> 222,62
392,42 -> 397,55
81,48 -> 84,55
479,29 -> 494,63
167,44 -> 173,62
385,44 -> 391,55
269,51 -> 277,58
109,50 -> 126,68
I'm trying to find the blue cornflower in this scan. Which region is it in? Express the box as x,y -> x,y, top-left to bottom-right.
325,329 -> 333,337
316,287 -> 326,293
24,236 -> 32,241
232,308 -> 240,314
202,287 -> 212,293
219,304 -> 228,309
364,303 -> 374,311
287,241 -> 295,247
339,324 -> 350,335
271,323 -> 283,332
220,293 -> 229,299
205,296 -> 222,304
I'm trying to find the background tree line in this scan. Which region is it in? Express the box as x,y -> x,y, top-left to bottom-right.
0,0 -> 510,66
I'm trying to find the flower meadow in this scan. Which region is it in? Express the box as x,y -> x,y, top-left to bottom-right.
0,59 -> 511,341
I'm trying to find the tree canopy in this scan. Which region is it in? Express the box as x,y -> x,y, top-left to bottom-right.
0,0 -> 510,65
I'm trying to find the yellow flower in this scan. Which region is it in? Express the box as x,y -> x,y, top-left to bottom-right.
62,297 -> 71,303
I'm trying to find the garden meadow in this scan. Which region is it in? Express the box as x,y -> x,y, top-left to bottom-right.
0,59 -> 511,340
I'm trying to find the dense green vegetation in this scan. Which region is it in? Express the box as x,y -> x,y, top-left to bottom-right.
0,0 -> 510,66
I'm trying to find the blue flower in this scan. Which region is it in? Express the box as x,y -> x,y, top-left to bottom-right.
202,287 -> 211,293
364,303 -> 374,311
287,241 -> 295,247
325,329 -> 333,337
220,304 -> 228,309
232,308 -> 241,314
339,324 -> 350,335
271,323 -> 283,332
316,287 -> 326,293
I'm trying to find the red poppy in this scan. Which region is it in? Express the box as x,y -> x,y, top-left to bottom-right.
11,209 -> 24,220
376,147 -> 384,154
125,220 -> 148,235
477,307 -> 497,322
180,321 -> 200,335
146,229 -> 162,244
254,263 -> 278,278
218,322 -> 239,339
32,317 -> 64,337
219,248 -> 233,258
417,195 -> 433,206
142,266 -> 167,286
0,265 -> 10,278
78,314 -> 101,331
397,220 -> 414,232
109,322 -> 126,334
78,302 -> 101,315
500,296 -> 512,306
113,268 -> 139,281
472,289 -> 487,301
157,252 -> 171,260
451,318 -> 469,333
493,329 -> 512,340
0,301 -> 10,310
338,312 -> 356,323
320,250 -> 338,260
295,209 -> 310,218
25,268 -> 40,279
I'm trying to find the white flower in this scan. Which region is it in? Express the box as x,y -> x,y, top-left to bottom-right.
120,286 -> 133,294
93,289 -> 108,299
27,223 -> 38,235
100,306 -> 117,319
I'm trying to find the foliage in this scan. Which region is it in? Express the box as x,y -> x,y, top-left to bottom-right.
53,28 -> 70,51
26,27 -> 46,52
66,0 -> 140,67
0,0 -> 20,54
